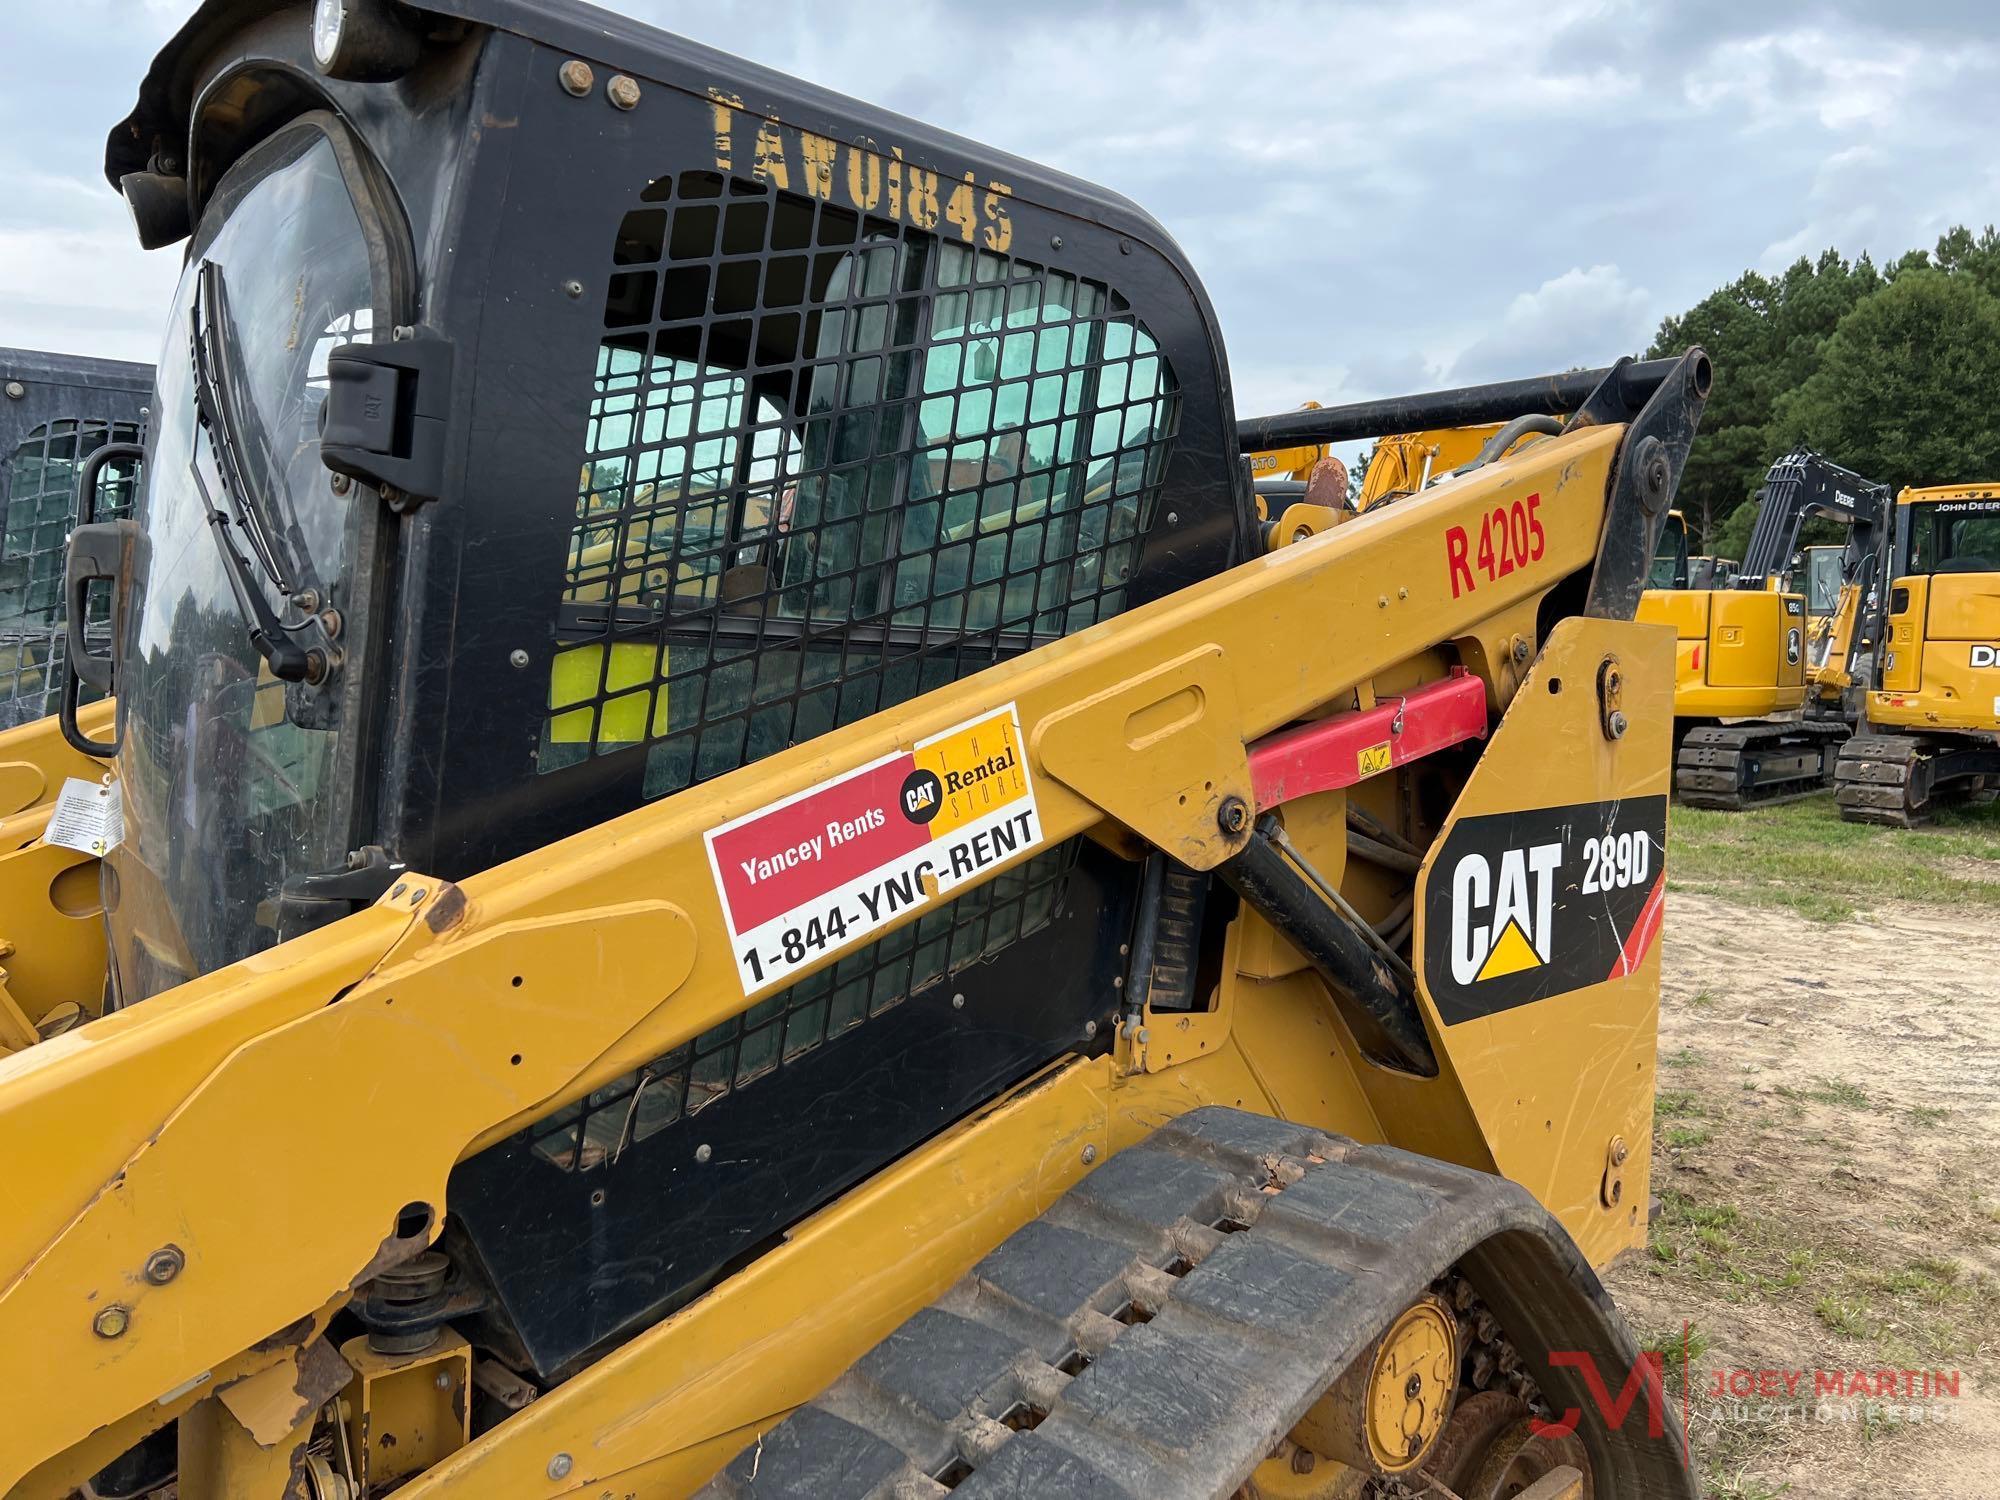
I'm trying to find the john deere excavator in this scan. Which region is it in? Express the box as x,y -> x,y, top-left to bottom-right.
0,3 -> 1709,1497
1836,483 -> 2000,825
1638,451 -> 1888,809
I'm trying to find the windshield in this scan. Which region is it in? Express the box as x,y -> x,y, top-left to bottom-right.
1803,547 -> 1844,615
108,124 -> 382,1000
1649,514 -> 1689,589
1907,498 -> 2000,576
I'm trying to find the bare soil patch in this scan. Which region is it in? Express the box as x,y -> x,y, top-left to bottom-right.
1604,889 -> 2000,1498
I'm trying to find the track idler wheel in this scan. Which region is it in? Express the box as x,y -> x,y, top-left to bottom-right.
1243,1295 -> 1459,1497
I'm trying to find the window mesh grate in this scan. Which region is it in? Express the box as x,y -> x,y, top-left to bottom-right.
530,841 -> 1073,1171
526,168 -> 1178,1170
0,419 -> 140,728
541,168 -> 1178,793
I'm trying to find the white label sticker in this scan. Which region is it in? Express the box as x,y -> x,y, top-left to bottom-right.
704,704 -> 1044,994
45,776 -> 124,857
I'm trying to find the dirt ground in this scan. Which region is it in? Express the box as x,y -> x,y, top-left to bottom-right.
1603,887 -> 2000,1498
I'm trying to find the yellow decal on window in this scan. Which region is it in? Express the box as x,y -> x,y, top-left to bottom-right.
547,642 -> 669,745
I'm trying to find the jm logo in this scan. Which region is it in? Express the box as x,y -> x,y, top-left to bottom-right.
1449,843 -> 1560,985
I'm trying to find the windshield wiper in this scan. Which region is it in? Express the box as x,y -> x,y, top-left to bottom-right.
189,259 -> 314,683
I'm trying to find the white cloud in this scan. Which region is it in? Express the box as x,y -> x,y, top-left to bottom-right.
1445,266 -> 1653,386
2,0 -> 1996,414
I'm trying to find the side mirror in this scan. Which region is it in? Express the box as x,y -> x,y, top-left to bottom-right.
60,441 -> 145,757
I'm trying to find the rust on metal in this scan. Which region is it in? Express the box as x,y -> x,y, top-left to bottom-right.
348,1224 -> 430,1292
423,883 -> 469,934
218,1336 -> 354,1446
250,1313 -> 315,1356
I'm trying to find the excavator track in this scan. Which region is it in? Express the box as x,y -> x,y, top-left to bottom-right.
1673,721 -> 1848,811
1835,733 -> 2000,827
702,1107 -> 1691,1500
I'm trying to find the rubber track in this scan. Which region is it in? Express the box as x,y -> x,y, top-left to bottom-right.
1834,733 -> 1930,826
700,1107 -> 1694,1500
1832,728 -> 2000,827
1674,721 -> 1847,811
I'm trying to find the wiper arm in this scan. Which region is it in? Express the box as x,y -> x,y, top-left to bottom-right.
190,260 -> 313,683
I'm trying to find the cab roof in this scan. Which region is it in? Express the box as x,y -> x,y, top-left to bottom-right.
1898,484 -> 2000,505
106,0 -> 1187,260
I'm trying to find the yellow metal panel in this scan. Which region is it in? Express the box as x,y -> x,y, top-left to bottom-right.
1922,573 -> 2000,641
12,1298 -> 346,1500
342,1330 -> 474,1491
1033,643 -> 1254,870
1414,617 -> 1670,1266
1703,591 -> 1802,691
0,701 -> 115,820
0,841 -> 108,1030
1881,575 -> 1926,693
0,898 -> 695,1487
1633,588 -> 1708,641
1898,482 -> 2000,506
178,1391 -> 315,1500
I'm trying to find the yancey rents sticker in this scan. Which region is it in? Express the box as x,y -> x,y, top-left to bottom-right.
705,704 -> 1044,994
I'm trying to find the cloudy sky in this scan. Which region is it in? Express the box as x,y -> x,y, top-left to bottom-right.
3,0 -> 1997,417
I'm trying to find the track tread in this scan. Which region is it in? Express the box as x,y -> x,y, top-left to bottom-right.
1829,733 -> 2000,827
1674,721 -> 1848,811
699,1107 -> 1693,1500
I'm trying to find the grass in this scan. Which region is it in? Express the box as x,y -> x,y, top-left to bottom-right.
1815,1294 -> 1873,1337
1668,792 -> 2000,921
1803,1076 -> 1868,1108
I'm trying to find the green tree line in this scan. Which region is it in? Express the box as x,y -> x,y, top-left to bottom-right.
1647,225 -> 2000,558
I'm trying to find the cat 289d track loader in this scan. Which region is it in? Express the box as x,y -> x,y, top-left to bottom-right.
0,3 -> 1706,1497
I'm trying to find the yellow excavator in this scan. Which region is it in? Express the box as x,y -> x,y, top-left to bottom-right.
1637,451 -> 1887,809
1836,483 -> 2000,824
0,3 -> 1710,1497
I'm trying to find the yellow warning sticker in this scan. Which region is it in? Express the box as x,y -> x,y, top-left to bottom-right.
1356,741 -> 1394,779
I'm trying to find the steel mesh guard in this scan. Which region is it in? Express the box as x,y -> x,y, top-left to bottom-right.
522,170 -> 1179,1166
542,168 -> 1178,789
0,417 -> 139,728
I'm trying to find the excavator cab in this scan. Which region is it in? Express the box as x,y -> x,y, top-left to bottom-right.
1837,484 -> 2000,824
1647,509 -> 1689,589
5,3 -> 1710,1496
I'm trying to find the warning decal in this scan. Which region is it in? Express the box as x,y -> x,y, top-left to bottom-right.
706,704 -> 1044,994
